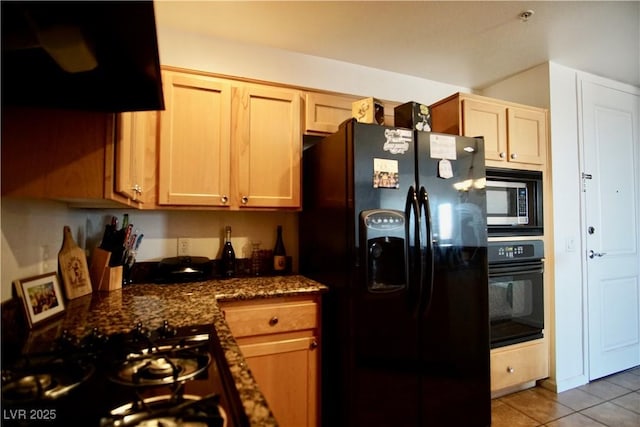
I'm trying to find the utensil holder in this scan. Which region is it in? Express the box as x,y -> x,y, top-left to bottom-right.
100,266 -> 123,292
90,248 -> 123,292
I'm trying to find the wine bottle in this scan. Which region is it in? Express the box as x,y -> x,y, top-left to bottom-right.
273,225 -> 286,273
221,226 -> 236,278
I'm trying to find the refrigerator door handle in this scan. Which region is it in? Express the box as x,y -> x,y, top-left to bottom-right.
405,185 -> 421,315
419,186 -> 435,316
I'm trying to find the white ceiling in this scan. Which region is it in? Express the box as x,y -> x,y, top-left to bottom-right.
154,1 -> 640,90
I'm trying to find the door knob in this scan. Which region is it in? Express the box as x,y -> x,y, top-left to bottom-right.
588,250 -> 607,259
588,226 -> 595,235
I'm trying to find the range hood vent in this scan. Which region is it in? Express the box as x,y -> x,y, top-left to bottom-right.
1,1 -> 165,112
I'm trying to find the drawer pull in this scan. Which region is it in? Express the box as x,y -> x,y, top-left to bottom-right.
269,316 -> 279,326
310,340 -> 319,350
507,366 -> 515,374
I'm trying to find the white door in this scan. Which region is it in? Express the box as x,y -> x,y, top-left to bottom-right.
581,78 -> 640,380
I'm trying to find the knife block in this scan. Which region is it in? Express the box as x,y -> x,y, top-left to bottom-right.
90,248 -> 123,292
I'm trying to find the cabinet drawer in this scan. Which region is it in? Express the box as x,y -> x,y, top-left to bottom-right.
491,341 -> 548,391
223,301 -> 318,338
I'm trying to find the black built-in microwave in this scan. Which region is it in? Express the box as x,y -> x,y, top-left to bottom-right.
485,168 -> 543,236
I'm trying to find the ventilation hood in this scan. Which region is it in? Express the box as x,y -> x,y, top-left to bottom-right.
1,1 -> 164,112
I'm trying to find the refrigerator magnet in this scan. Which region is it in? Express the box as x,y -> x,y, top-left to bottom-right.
383,128 -> 412,154
430,134 -> 457,160
373,158 -> 400,189
438,159 -> 454,179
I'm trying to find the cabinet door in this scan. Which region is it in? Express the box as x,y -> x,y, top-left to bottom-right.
240,337 -> 319,427
305,92 -> 356,134
507,107 -> 547,165
115,112 -> 149,203
233,85 -> 301,208
158,71 -> 232,206
462,98 -> 508,162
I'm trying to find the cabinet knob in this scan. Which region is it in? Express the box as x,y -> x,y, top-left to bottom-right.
241,196 -> 249,204
499,152 -> 506,158
310,340 -> 319,350
221,195 -> 228,204
269,316 -> 279,326
506,366 -> 515,374
510,153 -> 518,159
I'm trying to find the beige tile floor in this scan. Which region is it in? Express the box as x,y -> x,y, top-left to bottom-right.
492,366 -> 640,426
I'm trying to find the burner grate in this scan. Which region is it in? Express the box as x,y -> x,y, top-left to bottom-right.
100,393 -> 227,427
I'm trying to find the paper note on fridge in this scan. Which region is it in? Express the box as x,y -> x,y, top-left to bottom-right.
430,134 -> 457,160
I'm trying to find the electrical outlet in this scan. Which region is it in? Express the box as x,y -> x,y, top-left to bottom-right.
177,237 -> 191,256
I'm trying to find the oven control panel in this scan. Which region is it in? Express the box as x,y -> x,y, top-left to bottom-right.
488,240 -> 544,263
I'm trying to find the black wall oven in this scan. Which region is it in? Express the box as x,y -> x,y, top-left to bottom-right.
488,240 -> 544,348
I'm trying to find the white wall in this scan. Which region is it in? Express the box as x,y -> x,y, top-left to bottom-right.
547,63 -> 590,392
156,27 -> 471,106
1,28 -> 472,302
0,198 -> 298,302
480,63 -> 550,108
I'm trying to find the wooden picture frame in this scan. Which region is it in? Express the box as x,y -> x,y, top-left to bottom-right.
14,272 -> 65,328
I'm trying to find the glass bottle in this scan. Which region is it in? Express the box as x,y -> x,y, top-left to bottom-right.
273,225 -> 286,273
220,226 -> 236,278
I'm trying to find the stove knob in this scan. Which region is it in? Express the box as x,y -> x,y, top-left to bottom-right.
57,329 -> 79,349
157,320 -> 177,338
82,328 -> 109,349
132,322 -> 151,340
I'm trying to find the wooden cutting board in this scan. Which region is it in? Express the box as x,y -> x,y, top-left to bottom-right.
58,225 -> 93,300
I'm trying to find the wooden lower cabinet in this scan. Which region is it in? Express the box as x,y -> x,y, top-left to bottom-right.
221,296 -> 320,427
490,340 -> 548,391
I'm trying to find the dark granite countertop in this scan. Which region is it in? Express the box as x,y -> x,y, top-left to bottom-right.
52,275 -> 328,427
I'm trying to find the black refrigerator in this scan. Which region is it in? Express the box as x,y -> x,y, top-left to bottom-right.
300,119 -> 490,427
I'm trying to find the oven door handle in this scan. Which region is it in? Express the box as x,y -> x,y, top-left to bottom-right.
489,263 -> 544,277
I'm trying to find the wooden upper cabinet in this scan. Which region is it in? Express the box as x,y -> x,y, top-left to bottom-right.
305,92 -> 357,134
462,98 -> 508,162
382,100 -> 400,127
115,112 -> 155,205
156,67 -> 302,210
157,70 -> 232,206
1,107 -> 140,208
305,92 -> 399,135
430,92 -> 548,168
507,106 -> 547,166
234,85 -> 301,209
